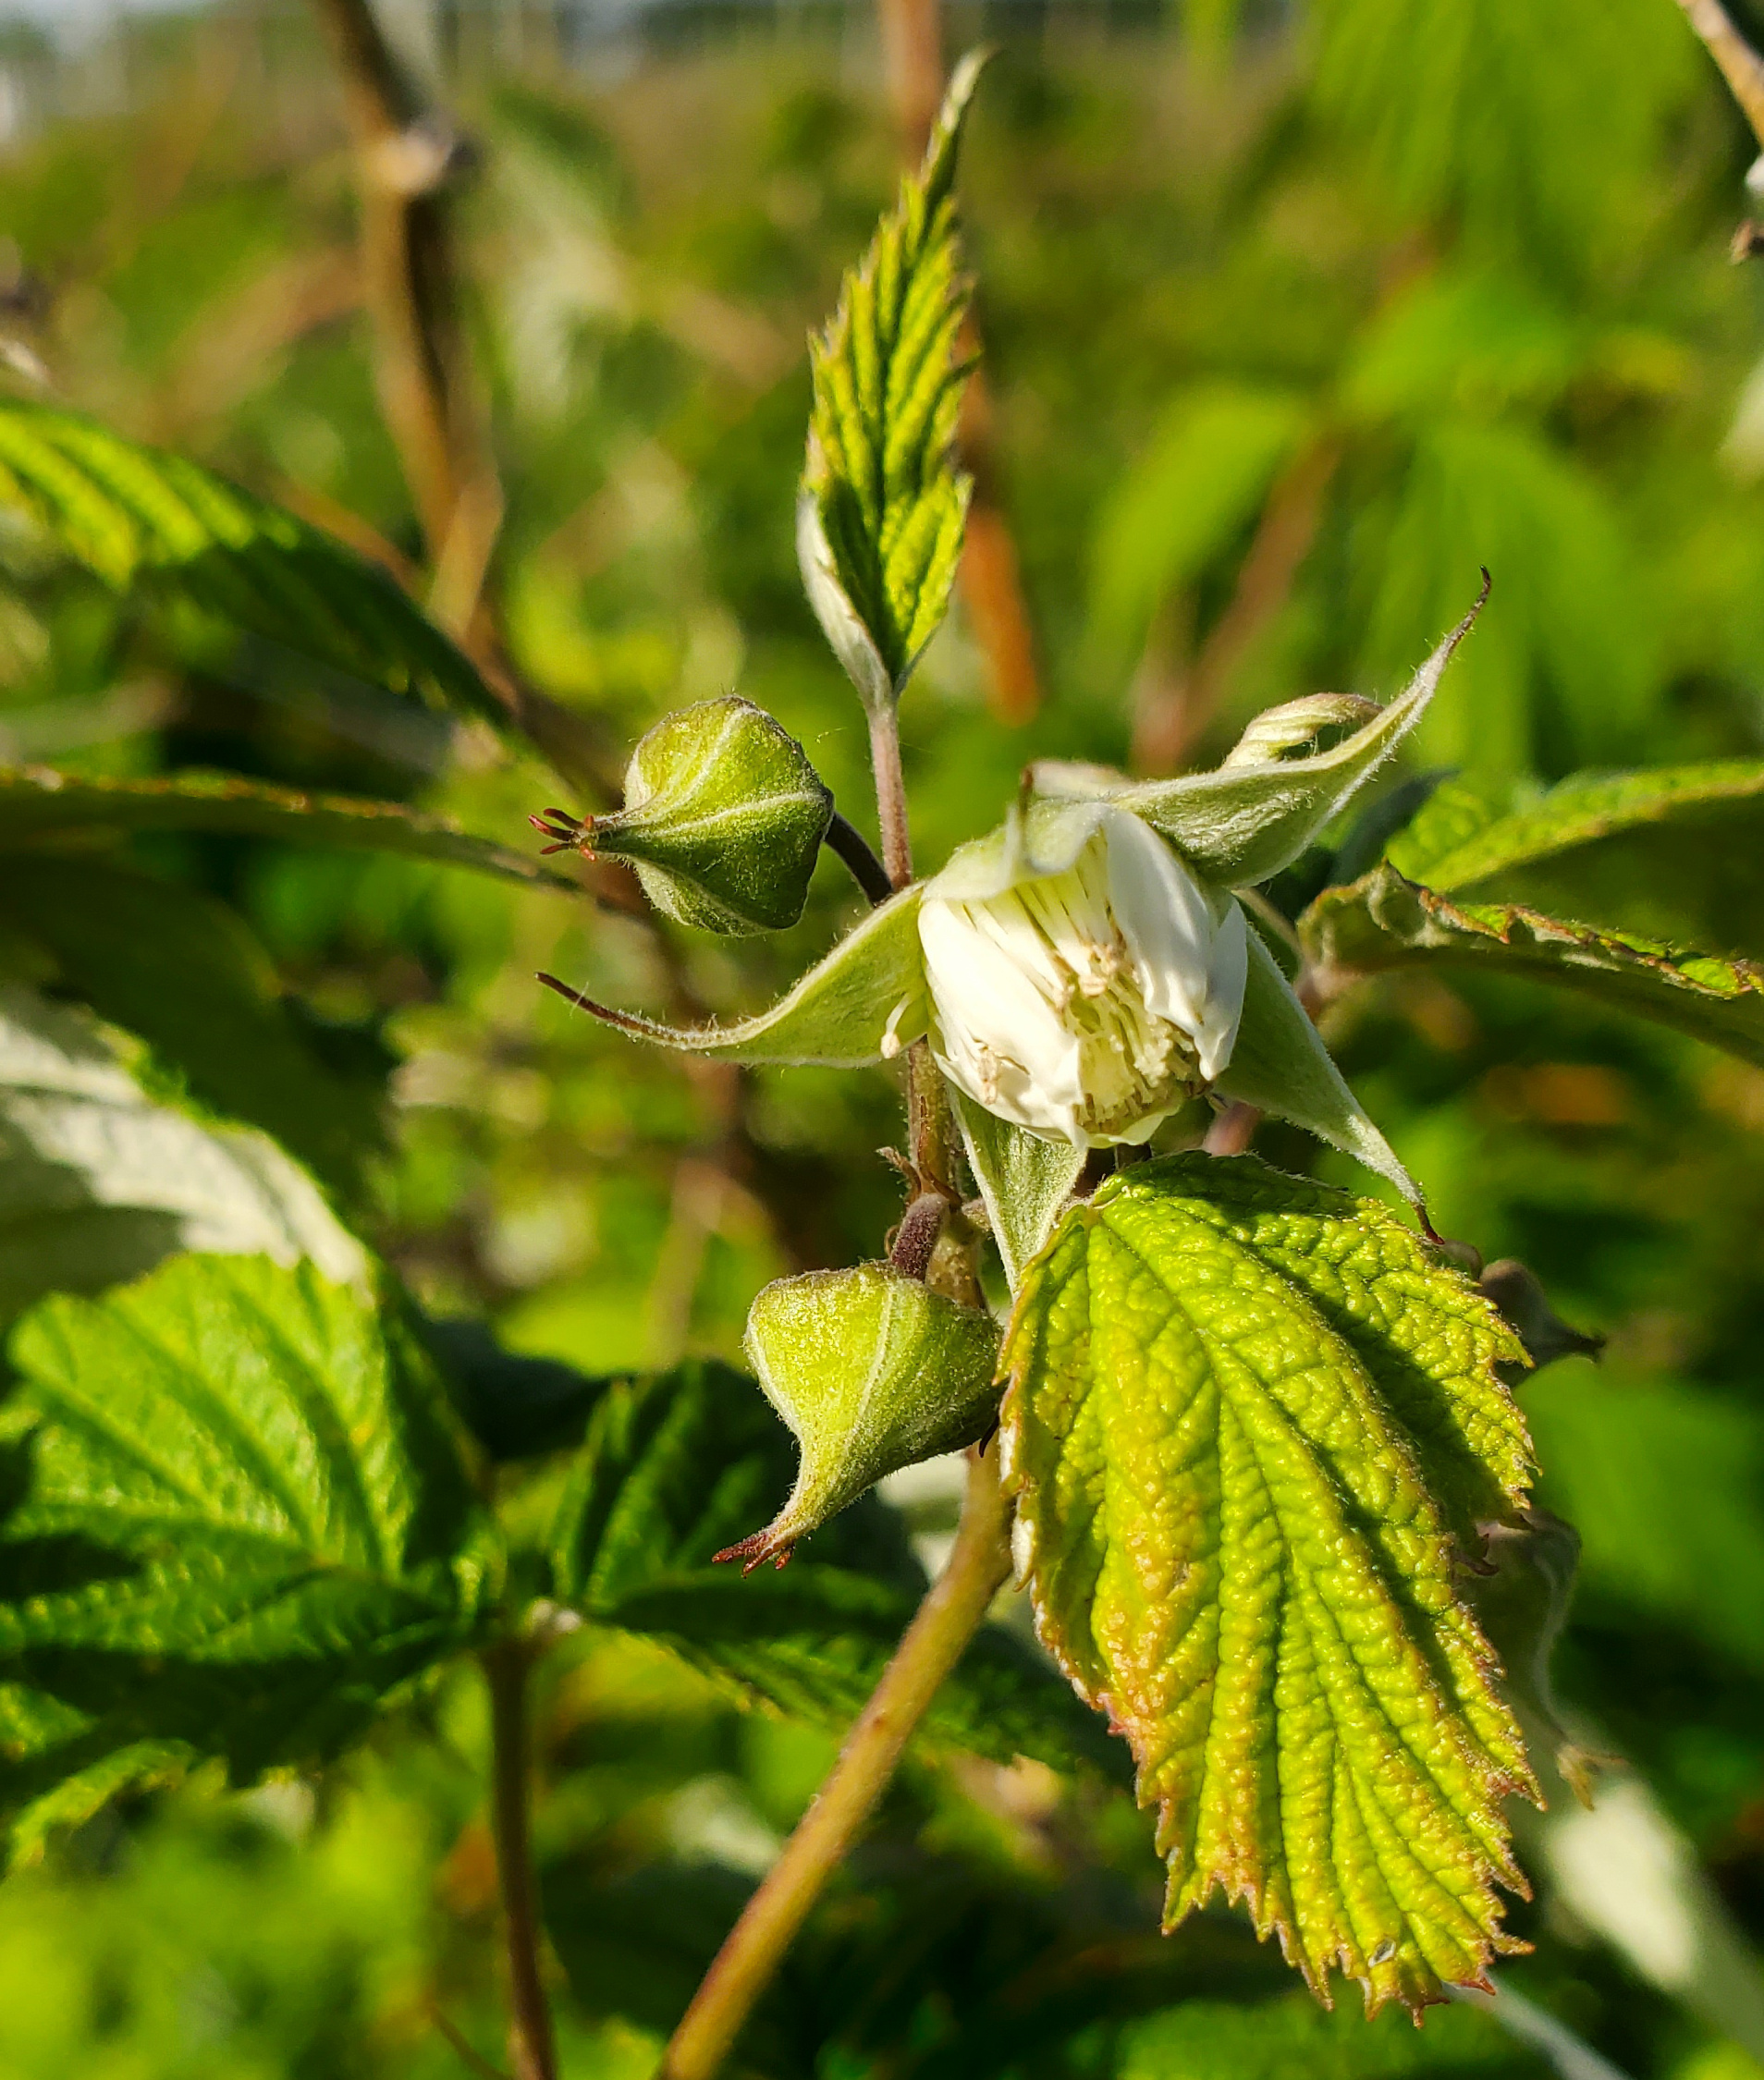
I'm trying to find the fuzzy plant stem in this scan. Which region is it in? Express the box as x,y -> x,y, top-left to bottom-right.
482,1642 -> 557,2080
657,1446 -> 1014,2080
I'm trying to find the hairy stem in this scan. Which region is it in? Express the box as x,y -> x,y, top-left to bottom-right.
866,698 -> 914,891
482,1642 -> 557,2080
658,1448 -> 1014,2080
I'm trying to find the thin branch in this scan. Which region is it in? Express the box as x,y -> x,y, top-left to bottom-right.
432,2007 -> 511,2080
1676,0 -> 1764,148
658,1447 -> 1015,2080
825,811 -> 893,906
1133,437 -> 1339,773
307,0 -> 484,560
481,1642 -> 557,2080
866,700 -> 915,892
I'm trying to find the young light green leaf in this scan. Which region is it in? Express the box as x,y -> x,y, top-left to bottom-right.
1217,925 -> 1421,1205
724,1264 -> 1001,1567
539,884 -> 928,1067
549,1361 -> 1117,1774
950,1089 -> 1086,1294
0,1253 -> 501,1860
1033,585 -> 1484,888
0,765 -> 578,889
798,53 -> 987,708
0,402 -> 503,728
1000,1155 -> 1537,2014
554,696 -> 833,935
1389,762 -> 1764,893
1303,866 -> 1764,1070
0,857 -> 384,1205
0,984 -> 364,1326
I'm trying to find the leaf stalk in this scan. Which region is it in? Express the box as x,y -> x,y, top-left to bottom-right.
657,1445 -> 1014,2080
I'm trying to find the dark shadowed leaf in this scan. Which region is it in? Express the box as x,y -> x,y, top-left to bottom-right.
0,1253 -> 500,1861
548,1360 -> 1120,1774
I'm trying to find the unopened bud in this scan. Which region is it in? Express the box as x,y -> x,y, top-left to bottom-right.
536,696 -> 832,934
717,1264 -> 1000,1568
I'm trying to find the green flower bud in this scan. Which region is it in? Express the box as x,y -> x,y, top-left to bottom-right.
717,1263 -> 1001,1568
535,696 -> 832,934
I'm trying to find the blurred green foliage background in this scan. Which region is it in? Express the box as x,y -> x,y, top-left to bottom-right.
6,0 -> 1764,2073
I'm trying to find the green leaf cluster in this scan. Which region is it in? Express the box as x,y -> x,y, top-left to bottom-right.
0,1254 -> 500,1864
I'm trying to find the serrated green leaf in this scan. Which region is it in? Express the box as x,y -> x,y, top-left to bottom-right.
549,1360 -> 1118,1775
0,983 -> 363,1326
0,402 -> 503,729
1000,1156 -> 1536,2013
1033,590 -> 1482,888
541,883 -> 927,1067
0,857 -> 384,1204
797,54 -> 986,707
1389,763 -> 1764,893
0,765 -> 577,889
0,1253 -> 501,1860
1303,865 -> 1764,1069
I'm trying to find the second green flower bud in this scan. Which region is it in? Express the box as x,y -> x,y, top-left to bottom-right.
717,1263 -> 1001,1568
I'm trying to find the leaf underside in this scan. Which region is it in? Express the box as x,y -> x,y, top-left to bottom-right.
0,402 -> 501,728
1001,1155 -> 1537,2015
1304,866 -> 1764,1070
801,55 -> 983,699
549,1360 -> 1120,1776
0,1254 -> 499,1861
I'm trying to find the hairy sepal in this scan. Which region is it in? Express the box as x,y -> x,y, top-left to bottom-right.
726,1264 -> 1001,1566
1000,1155 -> 1537,2015
1034,584 -> 1485,887
951,1090 -> 1087,1294
539,885 -> 928,1067
1218,925 -> 1422,1205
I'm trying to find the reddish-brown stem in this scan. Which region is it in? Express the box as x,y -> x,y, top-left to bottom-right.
481,1642 -> 557,2080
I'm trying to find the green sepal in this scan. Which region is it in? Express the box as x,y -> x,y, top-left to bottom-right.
539,884 -> 928,1067
1217,924 -> 1422,1205
725,1263 -> 1001,1566
1302,865 -> 1764,1071
582,697 -> 833,935
950,1089 -> 1086,1294
798,52 -> 987,709
1000,1155 -> 1536,2015
1034,584 -> 1484,887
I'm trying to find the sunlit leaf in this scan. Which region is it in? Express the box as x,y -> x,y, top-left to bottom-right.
797,53 -> 986,708
0,983 -> 364,1327
1001,1156 -> 1536,2013
0,401 -> 503,728
0,857 -> 385,1204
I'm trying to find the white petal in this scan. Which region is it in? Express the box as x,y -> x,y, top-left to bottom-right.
1104,809 -> 1218,1038
919,899 -> 1085,1140
1194,897 -> 1247,1081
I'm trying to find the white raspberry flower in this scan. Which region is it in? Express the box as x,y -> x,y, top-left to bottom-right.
916,806 -> 1246,1148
